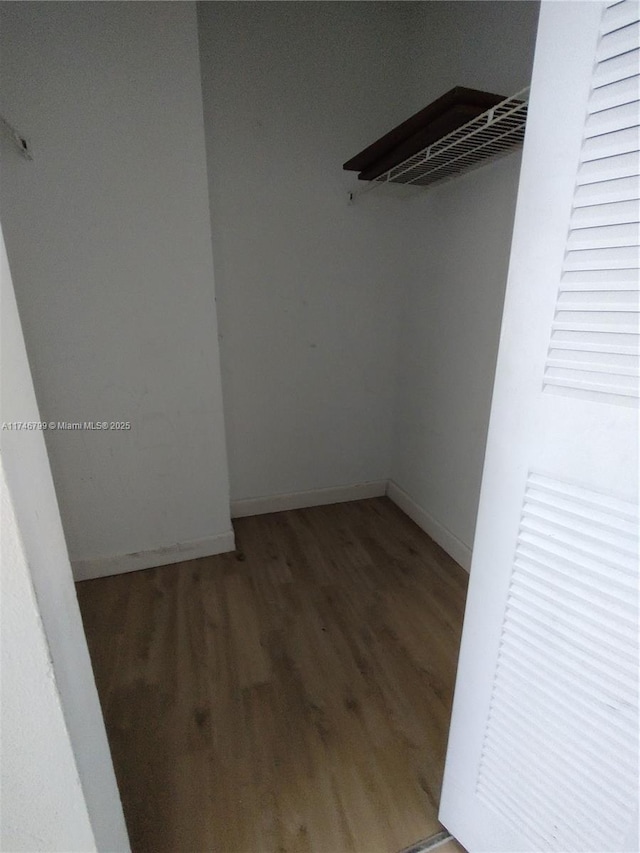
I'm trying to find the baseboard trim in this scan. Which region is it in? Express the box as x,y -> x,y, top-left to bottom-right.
72,529 -> 236,582
230,480 -> 388,519
386,480 -> 472,572
73,481 -> 470,579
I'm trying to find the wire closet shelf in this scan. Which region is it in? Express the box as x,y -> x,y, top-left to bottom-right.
351,87 -> 529,200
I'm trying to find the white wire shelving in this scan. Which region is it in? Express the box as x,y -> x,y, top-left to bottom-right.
349,88 -> 529,201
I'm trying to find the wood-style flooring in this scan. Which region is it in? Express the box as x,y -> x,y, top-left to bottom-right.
77,497 -> 468,853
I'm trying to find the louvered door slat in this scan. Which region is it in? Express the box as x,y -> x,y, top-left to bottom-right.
566,221 -> 639,248
602,0 -> 640,29
577,150 -> 640,183
544,7 -> 639,407
560,268 -> 638,290
514,554 -> 637,621
585,100 -> 639,135
489,683 -> 637,779
571,198 -> 639,226
497,652 -> 637,751
479,753 -> 618,851
574,174 -> 639,206
476,468 -> 639,851
589,74 -> 640,111
596,21 -> 640,60
556,293 -> 639,311
484,699 -> 634,804
516,543 -> 637,598
582,125 -> 639,160
592,47 -> 640,86
563,245 -> 639,269
481,741 -> 627,831
524,481 -> 639,531
522,503 -> 638,553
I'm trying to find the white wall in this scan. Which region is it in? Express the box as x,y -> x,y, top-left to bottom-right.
1,1 -> 540,579
197,2 -> 414,504
390,155 -> 525,569
0,2 -> 233,577
389,1 -> 540,569
199,1 -> 539,559
0,228 -> 129,851
406,1 -> 540,114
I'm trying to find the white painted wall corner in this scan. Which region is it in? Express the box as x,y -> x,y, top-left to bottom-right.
232,479 -> 472,573
386,480 -> 472,572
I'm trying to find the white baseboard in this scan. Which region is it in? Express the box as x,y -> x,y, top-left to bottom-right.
386,480 -> 472,572
72,529 -> 236,582
230,480 -> 387,519
73,481 -> 469,580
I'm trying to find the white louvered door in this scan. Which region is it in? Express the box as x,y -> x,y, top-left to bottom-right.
439,2 -> 639,851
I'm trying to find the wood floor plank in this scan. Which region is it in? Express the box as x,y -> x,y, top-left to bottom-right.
76,497 -> 468,853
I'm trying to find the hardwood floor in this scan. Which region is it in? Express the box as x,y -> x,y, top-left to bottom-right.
77,497 -> 468,853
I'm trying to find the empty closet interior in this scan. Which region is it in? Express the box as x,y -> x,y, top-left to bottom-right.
0,2 -> 540,851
